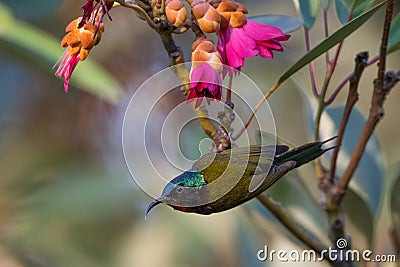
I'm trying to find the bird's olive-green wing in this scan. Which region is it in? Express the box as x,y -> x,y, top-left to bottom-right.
192,145 -> 289,184
190,145 -> 295,214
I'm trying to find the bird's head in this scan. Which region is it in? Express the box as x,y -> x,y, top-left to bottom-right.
145,169 -> 207,216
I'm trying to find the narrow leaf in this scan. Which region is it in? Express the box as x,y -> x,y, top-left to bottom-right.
352,0 -> 375,18
335,0 -> 376,24
341,0 -> 355,10
248,15 -> 303,34
293,0 -> 321,29
335,0 -> 351,24
279,1 -> 386,84
0,5 -> 123,102
320,0 -> 329,10
388,12 -> 400,54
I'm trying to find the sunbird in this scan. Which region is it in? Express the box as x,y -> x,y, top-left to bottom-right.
146,138 -> 336,216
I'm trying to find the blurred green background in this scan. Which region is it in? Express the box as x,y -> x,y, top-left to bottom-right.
1,0 -> 399,266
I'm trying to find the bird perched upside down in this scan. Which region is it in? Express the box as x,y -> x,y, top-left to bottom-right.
146,138 -> 336,216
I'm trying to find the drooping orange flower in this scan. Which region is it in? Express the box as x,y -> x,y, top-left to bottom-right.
54,18 -> 104,92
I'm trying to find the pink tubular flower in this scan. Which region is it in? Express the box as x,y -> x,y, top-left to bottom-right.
217,20 -> 290,70
79,0 -> 114,28
212,0 -> 290,71
188,38 -> 223,108
80,0 -> 96,27
54,48 -> 81,93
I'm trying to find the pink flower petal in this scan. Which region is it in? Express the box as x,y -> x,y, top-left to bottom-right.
188,62 -> 222,107
217,19 -> 290,70
54,47 -> 80,93
243,20 -> 290,41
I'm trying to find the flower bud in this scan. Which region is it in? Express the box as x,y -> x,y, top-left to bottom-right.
215,0 -> 237,12
166,0 -> 187,27
236,2 -> 248,14
228,11 -> 246,28
191,0 -> 221,33
191,38 -> 223,73
213,0 -> 247,29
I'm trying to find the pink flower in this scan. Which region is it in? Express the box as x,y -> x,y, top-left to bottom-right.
188,38 -> 223,108
189,63 -> 222,108
217,20 -> 290,70
79,0 -> 114,28
53,48 -> 80,93
79,0 -> 96,28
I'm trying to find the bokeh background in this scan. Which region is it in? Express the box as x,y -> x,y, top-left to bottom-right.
1,0 -> 399,266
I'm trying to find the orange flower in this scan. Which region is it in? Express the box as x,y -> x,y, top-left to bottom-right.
54,18 -> 104,92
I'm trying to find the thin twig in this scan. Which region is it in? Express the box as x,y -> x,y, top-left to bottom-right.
218,75 -> 235,135
312,15 -> 346,179
325,55 -> 380,105
313,74 -> 330,179
117,0 -> 159,29
334,0 -> 396,203
327,51 -> 368,182
257,194 -> 332,262
323,10 -> 330,65
190,21 -> 206,39
305,28 -> 319,97
226,74 -> 233,104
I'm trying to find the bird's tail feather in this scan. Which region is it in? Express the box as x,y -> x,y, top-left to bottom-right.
273,137 -> 337,167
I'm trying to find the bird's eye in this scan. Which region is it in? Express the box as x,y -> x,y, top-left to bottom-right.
176,186 -> 184,193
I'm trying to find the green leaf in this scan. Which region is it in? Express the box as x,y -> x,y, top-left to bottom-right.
390,167 -> 400,245
248,15 -> 303,34
0,3 -> 122,103
279,1 -> 386,84
340,0 -> 355,10
388,12 -> 400,54
335,0 -> 376,24
352,0 -> 376,18
293,0 -> 321,29
335,0 -> 351,24
323,106 -> 384,216
0,2 -> 14,26
320,0 -> 330,10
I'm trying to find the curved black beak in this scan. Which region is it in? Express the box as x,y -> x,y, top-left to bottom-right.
145,198 -> 163,219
